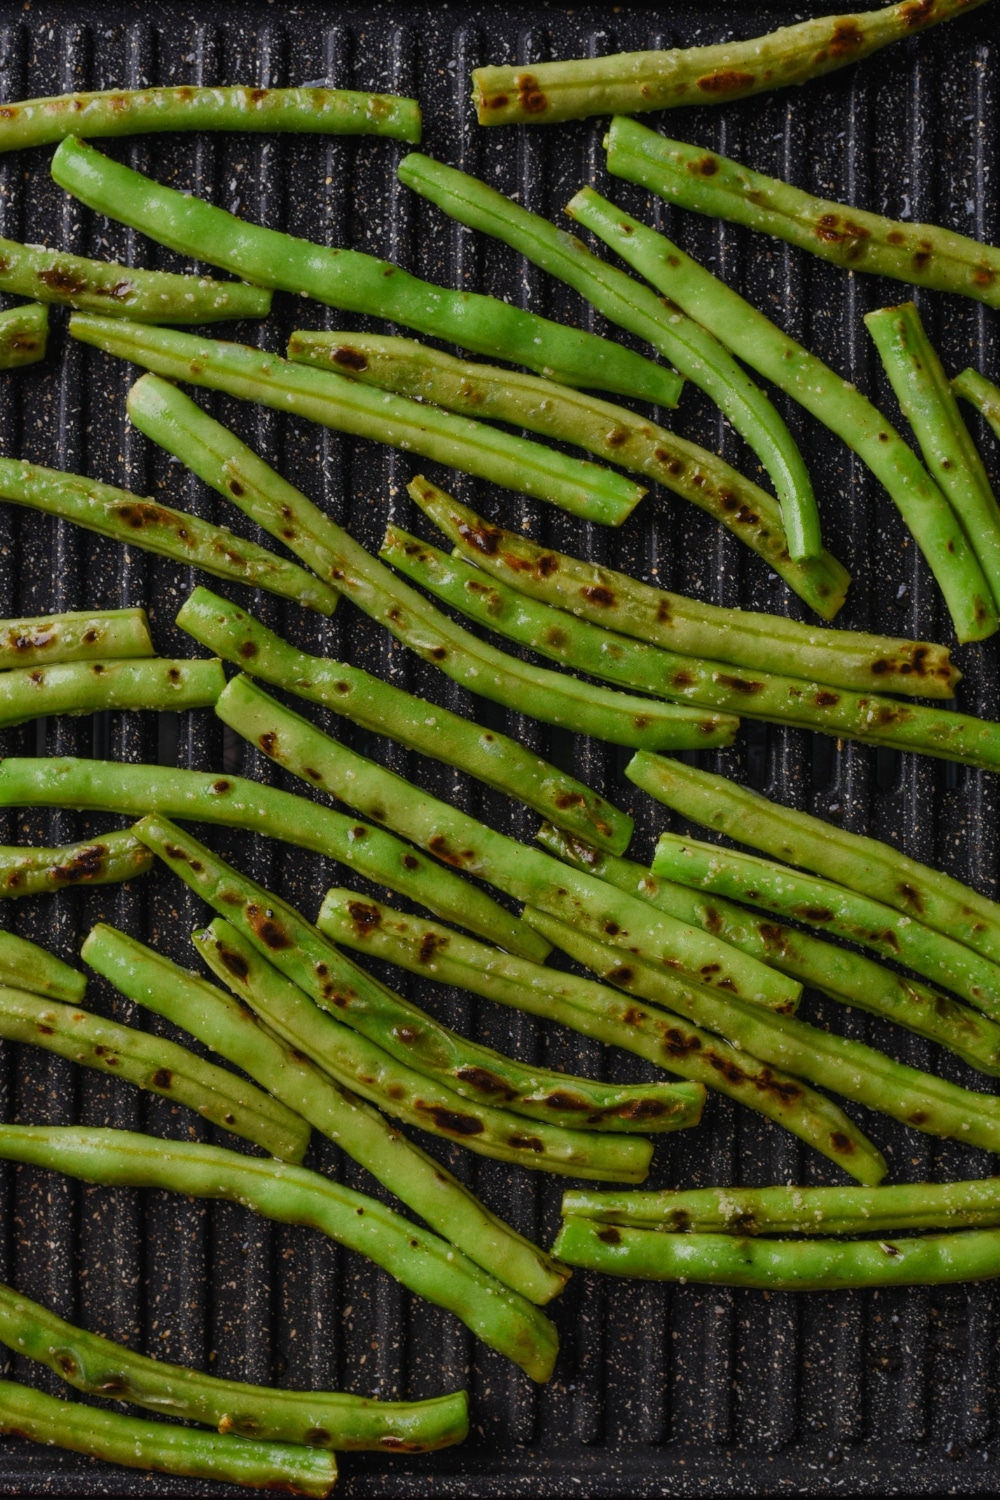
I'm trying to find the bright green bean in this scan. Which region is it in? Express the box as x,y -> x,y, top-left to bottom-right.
0,303 -> 47,369
0,656 -> 223,727
0,607 -> 152,669
0,931 -> 85,1003
952,366 -> 1000,441
0,827 -> 151,898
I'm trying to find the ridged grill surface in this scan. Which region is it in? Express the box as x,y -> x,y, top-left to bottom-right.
0,2 -> 996,1494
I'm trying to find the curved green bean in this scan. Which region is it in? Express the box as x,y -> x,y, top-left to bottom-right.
177,585 -> 633,857
0,982 -> 309,1162
0,607 -> 152,669
0,931 -> 85,1003
288,329 -> 849,616
410,482 -> 957,696
52,136 -> 683,409
471,0 -> 983,125
0,302 -> 47,369
952,366 -> 1000,440
0,1376 -> 336,1496
0,756 -> 547,963
0,456 -> 339,616
0,656 -> 223,727
0,84 -> 420,147
0,827 -> 151,897
0,1279 -> 466,1451
0,1124 -> 559,1382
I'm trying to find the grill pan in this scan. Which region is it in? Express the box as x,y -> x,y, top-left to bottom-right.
0,0 -> 997,1493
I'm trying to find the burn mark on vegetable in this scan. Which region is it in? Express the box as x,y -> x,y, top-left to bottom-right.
718,673 -> 763,695
52,842 -> 108,884
152,1068 -> 173,1089
507,1133 -> 544,1151
830,1131 -> 855,1154
216,945 -> 250,981
347,901 -> 382,938
417,930 -> 443,965
696,70 -> 755,94
597,1226 -> 622,1244
456,1065 -> 515,1099
418,1103 -> 484,1136
516,73 -> 547,114
246,903 -> 293,951
581,584 -> 615,607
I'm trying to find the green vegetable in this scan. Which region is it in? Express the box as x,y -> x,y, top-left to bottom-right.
952,366 -> 1000,441
315,887 -> 882,1173
0,457 -> 339,616
0,607 -> 153,669
562,1178 -> 1000,1236
0,1279 -> 466,1450
176,585 -> 633,857
215,672 -> 798,1010
471,0 -> 984,124
52,136 -> 683,410
0,827 -> 151,897
604,117 -> 1000,312
0,1124 -> 559,1383
0,982 -> 309,1162
0,656 -> 223,727
1,84 -> 421,147
0,1376 -> 337,1496
0,756 -> 547,963
398,152 -> 819,557
0,931 -> 85,1003
410,482 -> 956,696
551,1219 -> 1000,1290
87,921 -> 564,1306
865,300 -> 1000,610
287,329 -> 847,615
0,302 -> 47,369
572,181 -> 993,624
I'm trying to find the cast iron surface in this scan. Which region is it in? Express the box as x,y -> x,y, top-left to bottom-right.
0,0 -> 997,1493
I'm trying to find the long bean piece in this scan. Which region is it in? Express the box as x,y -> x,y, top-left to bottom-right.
0,827 -> 151,897
0,235 -> 269,322
0,302 -> 47,369
177,585 -> 633,856
216,672 -> 798,1009
0,1124 -> 559,1382
0,607 -> 152,669
0,1377 -> 336,1497
87,922 -> 565,1305
315,888 -> 884,1175
562,1179 -> 1000,1236
0,756 -> 547,963
0,983 -> 309,1161
0,656 -> 223,727
0,1279 -> 466,1451
0,932 -> 85,1003
605,119 -> 1000,312
398,153 -> 819,553
471,0 -> 983,125
0,457 -> 339,616
288,329 -> 848,616
652,829 -> 1000,1021
623,754 -> 1000,967
410,483 -> 956,696
551,1220 -> 1000,1290
528,906 -> 1000,1164
53,137 -> 683,410
0,85 -> 421,147
386,502 -> 1000,771
537,823 -> 1000,1077
573,181 -> 993,635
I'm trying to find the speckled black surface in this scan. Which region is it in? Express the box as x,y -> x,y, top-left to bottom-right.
0,0 -> 997,1494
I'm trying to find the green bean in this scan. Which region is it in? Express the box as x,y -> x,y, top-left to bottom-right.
410,482 -> 956,696
0,656 -> 223,727
0,235 -> 269,322
537,822 -> 1000,1077
471,0 -> 984,125
527,905 -> 1000,1165
53,136 -> 683,410
0,982 -> 309,1162
561,1179 -> 1000,1237
0,1279 -> 466,1451
651,828 -> 1000,1021
398,153 -> 819,553
604,118 -> 1000,312
0,827 -> 151,898
0,84 -> 421,147
551,1219 -> 1000,1290
0,607 -> 153,669
572,184 -> 991,616
0,456 -> 339,616
0,931 -> 85,1003
386,496 -> 1000,770
0,756 -> 547,963
176,585 -> 633,857
0,1376 -> 337,1496
315,887 -> 882,1172
952,366 -> 1000,440
0,302 -> 47,369
0,1124 -> 559,1382
621,754 -> 1000,968
86,922 -> 564,1306
216,671 -> 798,1009
288,329 -> 848,615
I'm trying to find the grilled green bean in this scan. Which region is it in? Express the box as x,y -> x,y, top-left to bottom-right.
0,656 -> 223,727
0,931 -> 85,1003
0,607 -> 153,669
952,366 -> 1000,440
0,827 -> 151,897
0,302 -> 47,369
